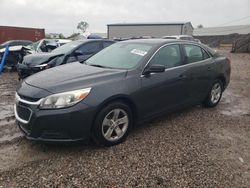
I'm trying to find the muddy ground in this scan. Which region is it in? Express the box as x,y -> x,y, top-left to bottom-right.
0,50 -> 249,187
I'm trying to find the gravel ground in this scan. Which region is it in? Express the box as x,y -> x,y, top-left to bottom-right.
0,49 -> 249,187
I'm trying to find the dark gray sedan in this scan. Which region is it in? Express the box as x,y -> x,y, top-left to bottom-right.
15,39 -> 231,146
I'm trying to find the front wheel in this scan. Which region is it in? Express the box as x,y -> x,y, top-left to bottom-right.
92,101 -> 132,146
203,80 -> 223,108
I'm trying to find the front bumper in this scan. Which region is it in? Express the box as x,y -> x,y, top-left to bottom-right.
14,94 -> 95,142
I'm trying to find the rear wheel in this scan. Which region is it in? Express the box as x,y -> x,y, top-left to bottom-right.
92,101 -> 132,146
203,80 -> 223,107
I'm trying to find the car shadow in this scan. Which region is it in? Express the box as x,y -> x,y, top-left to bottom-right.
34,104 -> 202,152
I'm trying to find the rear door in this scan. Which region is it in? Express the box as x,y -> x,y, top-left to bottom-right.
182,44 -> 214,102
139,44 -> 190,118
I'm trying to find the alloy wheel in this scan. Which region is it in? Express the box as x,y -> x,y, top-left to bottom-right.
101,108 -> 129,142
210,83 -> 222,104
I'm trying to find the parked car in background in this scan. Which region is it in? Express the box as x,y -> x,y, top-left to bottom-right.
0,40 -> 33,69
15,39 -> 231,146
194,38 -> 201,43
17,39 -> 115,79
0,40 -> 32,50
0,39 -> 71,70
27,39 -> 72,53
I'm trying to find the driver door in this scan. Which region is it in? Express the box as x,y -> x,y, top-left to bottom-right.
139,44 -> 190,118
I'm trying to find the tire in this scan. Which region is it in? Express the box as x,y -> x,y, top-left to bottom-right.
92,101 -> 132,146
203,79 -> 223,108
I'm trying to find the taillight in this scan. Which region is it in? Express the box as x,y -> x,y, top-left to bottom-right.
226,58 -> 231,64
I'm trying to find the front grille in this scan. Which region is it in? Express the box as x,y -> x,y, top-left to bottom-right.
16,105 -> 31,121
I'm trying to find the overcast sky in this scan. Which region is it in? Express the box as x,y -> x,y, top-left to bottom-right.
0,0 -> 250,36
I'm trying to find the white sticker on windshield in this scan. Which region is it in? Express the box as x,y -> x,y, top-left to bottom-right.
131,49 -> 147,56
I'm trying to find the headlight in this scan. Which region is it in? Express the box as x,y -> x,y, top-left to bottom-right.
34,58 -> 57,69
34,63 -> 51,70
40,88 -> 91,109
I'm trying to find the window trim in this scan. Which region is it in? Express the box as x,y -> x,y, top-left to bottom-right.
141,42 -> 213,77
182,43 -> 212,65
147,43 -> 184,69
141,43 -> 184,75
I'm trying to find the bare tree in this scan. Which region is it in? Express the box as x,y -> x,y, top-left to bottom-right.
77,21 -> 89,33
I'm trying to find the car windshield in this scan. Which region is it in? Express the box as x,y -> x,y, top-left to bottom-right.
85,43 -> 153,69
27,40 -> 40,50
52,40 -> 83,54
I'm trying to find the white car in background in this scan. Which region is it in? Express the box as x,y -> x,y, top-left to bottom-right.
0,39 -> 71,70
162,35 -> 201,43
27,39 -> 72,53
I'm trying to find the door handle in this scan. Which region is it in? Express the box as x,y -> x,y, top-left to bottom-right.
207,67 -> 212,71
178,74 -> 187,80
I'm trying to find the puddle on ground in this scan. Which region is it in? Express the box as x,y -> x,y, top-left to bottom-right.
219,90 -> 250,116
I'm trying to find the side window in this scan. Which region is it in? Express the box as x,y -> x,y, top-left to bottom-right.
184,44 -> 210,63
150,44 -> 182,69
103,41 -> 114,48
78,42 -> 101,54
202,48 -> 210,60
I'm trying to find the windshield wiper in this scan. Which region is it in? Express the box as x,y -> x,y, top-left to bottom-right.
89,64 -> 109,68
82,61 -> 113,69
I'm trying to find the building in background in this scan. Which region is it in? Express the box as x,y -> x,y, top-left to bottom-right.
193,24 -> 250,48
0,26 -> 45,44
107,22 -> 193,39
47,33 -> 60,39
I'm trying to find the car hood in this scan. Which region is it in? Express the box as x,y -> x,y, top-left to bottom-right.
23,52 -> 63,67
24,62 -> 127,94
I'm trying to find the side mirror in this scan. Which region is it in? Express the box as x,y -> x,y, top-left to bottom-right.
74,50 -> 84,56
143,64 -> 165,75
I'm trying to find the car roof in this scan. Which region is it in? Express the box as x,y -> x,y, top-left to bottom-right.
118,38 -> 209,49
1,40 -> 32,45
56,39 -> 72,43
7,40 -> 32,43
119,38 -> 186,45
55,39 -> 115,48
163,35 -> 193,38
75,39 -> 114,42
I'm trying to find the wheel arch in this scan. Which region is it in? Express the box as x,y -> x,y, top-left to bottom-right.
92,94 -> 138,127
216,75 -> 226,90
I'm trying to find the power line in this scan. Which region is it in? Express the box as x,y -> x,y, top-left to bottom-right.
216,15 -> 250,27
